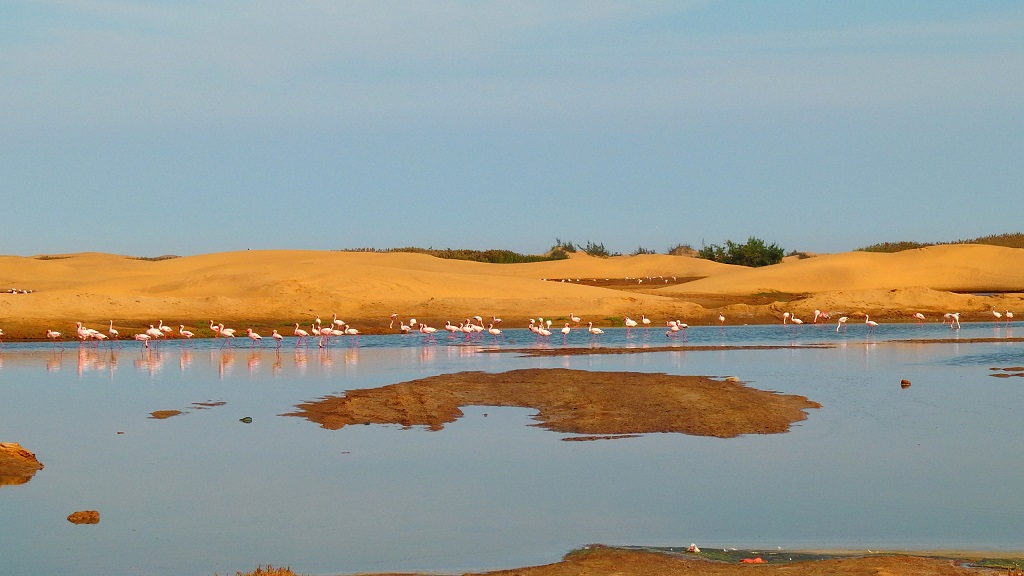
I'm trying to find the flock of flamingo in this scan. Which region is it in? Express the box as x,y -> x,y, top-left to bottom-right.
4,306 -> 1013,351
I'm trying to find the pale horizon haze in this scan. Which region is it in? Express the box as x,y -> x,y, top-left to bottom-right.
2,1 -> 1022,257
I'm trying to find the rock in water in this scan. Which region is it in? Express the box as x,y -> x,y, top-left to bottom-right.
67,510 -> 100,524
900,379 -> 911,388
0,442 -> 44,487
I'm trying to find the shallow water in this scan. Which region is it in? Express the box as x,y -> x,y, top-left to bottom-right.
1,321 -> 1022,575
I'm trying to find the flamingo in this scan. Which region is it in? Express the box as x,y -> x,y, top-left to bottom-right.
134,333 -> 152,348
342,324 -> 360,345
992,307 -> 1003,322
942,312 -> 955,326
624,317 -> 638,336
332,313 -> 344,329
836,316 -> 848,332
790,314 -> 803,325
561,323 -> 571,344
641,314 -> 652,333
491,315 -> 502,325
782,312 -> 790,325
718,312 -> 725,326
293,323 -> 310,347
271,330 -> 284,349
913,312 -> 926,325
158,320 -> 173,338
108,320 -> 119,340
218,324 -> 237,347
46,329 -> 63,348
864,314 -> 879,333
0,327 -> 3,346
949,312 -> 961,330
587,321 -> 603,341
487,323 -> 502,342
146,324 -> 163,341
389,313 -> 398,329
570,312 -> 581,327
399,320 -> 412,334
419,323 -> 437,344
812,310 -> 822,324
1006,310 -> 1014,325
444,321 -> 459,337
246,328 -> 263,348
179,325 -> 195,345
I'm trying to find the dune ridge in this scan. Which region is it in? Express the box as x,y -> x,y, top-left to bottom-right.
0,246 -> 1021,338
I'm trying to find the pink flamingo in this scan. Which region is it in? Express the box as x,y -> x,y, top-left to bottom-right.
561,323 -> 571,344
782,312 -> 790,325
913,313 -> 925,325
992,307 -> 1003,323
864,314 -> 878,334
389,313 -> 398,329
134,333 -> 152,348
179,325 -> 195,346
570,312 -> 581,327
246,328 -> 263,348
587,321 -> 603,342
108,320 -> 119,340
272,330 -> 284,349
293,323 -> 310,347
641,315 -> 652,334
218,324 -> 237,347
419,323 -> 438,344
624,317 -> 638,336
1006,310 -> 1014,325
487,323 -> 503,342
158,320 -> 173,339
836,316 -> 848,332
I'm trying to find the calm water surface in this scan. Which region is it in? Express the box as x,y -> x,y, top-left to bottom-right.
1,321 -> 1023,575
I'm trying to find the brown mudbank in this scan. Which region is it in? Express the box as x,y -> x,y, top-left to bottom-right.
0,442 -> 44,487
285,368 -> 820,438
149,410 -> 183,419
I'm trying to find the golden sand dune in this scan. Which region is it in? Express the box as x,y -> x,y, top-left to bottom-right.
663,244 -> 1024,295
0,246 -> 1021,338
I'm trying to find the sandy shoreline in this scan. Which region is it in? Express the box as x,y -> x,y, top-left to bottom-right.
0,247 -> 1022,341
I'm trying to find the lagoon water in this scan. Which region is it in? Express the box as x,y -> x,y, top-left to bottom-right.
1,321 -> 1023,575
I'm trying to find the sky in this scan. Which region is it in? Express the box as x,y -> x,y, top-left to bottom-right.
2,1 -> 1022,257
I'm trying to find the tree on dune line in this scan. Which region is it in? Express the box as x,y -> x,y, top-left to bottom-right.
697,237 -> 785,267
857,232 -> 1024,253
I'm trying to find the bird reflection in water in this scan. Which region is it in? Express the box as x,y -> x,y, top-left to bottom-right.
179,350 -> 193,372
248,351 -> 261,375
293,349 -> 308,375
272,351 -> 283,377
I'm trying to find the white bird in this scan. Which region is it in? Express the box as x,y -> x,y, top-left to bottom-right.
293,323 -> 309,344
246,328 -> 263,348
389,313 -> 398,329
812,309 -> 822,324
949,312 -> 961,330
272,330 -> 284,348
487,323 -> 502,341
179,325 -> 195,343
864,314 -> 878,333
836,316 -> 849,332
992,307 -> 1003,322
570,312 -> 581,326
134,333 -> 152,348
1006,310 -> 1014,325
587,321 -> 604,340
624,317 -> 638,336
561,323 -> 571,344
913,312 -> 926,325
718,313 -> 725,325
782,312 -> 790,325
789,314 -> 803,325
108,320 -> 119,340
46,329 -> 63,347
158,320 -> 173,338
146,324 -> 163,340
641,315 -> 652,333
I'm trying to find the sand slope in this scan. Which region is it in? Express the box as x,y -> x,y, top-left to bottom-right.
0,247 -> 1021,338
663,245 -> 1024,295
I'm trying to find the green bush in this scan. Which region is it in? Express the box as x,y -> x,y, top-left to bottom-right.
697,237 -> 785,267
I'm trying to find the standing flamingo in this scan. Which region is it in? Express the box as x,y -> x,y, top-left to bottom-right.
570,312 -> 581,327
782,312 -> 790,325
487,323 -> 502,342
864,314 -> 879,334
389,313 -> 398,329
108,320 -> 119,340
419,323 -> 438,344
246,328 -> 263,348
913,313 -> 926,325
718,313 -> 725,326
836,316 -> 849,332
293,323 -> 310,347
641,315 -> 652,334
1006,310 -> 1014,325
561,323 -> 571,344
587,321 -> 603,342
992,307 -> 1003,322
179,325 -> 195,345
624,317 -> 638,336
271,330 -> 284,349
158,320 -> 173,339
46,329 -> 63,348
949,312 -> 961,330
218,324 -> 237,347
134,333 -> 152,348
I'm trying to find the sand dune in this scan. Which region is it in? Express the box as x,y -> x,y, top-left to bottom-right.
0,246 -> 1021,338
663,244 -> 1024,295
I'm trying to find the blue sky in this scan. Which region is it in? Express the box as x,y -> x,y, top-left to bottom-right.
2,1 -> 1022,257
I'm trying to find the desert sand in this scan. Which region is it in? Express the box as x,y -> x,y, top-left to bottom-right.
0,245 -> 1022,339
